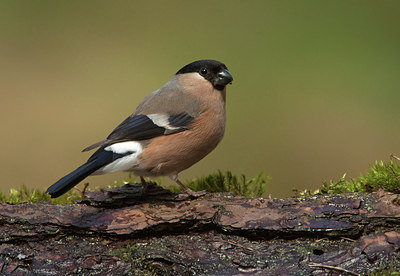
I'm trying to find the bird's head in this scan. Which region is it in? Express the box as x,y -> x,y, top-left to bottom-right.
176,60 -> 233,91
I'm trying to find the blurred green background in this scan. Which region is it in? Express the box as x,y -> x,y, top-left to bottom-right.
1,1 -> 399,198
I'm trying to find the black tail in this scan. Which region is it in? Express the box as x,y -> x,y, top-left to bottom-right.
47,147 -> 134,198
46,160 -> 103,198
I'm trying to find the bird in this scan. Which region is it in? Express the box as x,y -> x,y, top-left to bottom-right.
46,59 -> 233,198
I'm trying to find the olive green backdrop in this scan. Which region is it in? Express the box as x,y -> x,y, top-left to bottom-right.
1,1 -> 399,197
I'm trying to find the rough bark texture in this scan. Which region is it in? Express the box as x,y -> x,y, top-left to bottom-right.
1,183 -> 400,275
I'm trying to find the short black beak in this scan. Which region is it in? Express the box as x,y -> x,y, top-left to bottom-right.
214,69 -> 233,89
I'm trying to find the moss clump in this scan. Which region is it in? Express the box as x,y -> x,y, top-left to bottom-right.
123,171 -> 269,197
321,158 -> 400,194
0,185 -> 81,204
181,171 -> 270,197
0,171 -> 269,204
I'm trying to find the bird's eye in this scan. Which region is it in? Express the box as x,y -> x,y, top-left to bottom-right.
200,68 -> 208,76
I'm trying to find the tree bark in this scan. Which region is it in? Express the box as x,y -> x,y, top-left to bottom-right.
1,183 -> 400,275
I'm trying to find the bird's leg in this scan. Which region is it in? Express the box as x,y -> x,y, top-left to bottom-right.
170,175 -> 207,198
140,176 -> 150,193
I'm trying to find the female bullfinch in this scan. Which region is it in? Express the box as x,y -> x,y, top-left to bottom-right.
47,60 -> 233,198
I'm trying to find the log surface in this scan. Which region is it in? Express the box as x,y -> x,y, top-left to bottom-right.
1,184 -> 400,275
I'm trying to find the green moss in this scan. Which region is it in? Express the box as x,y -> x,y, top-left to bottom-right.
0,171 -> 269,204
321,158 -> 400,194
0,185 -> 81,204
320,173 -> 366,194
292,157 -> 400,196
120,171 -> 269,197
181,171 -> 270,197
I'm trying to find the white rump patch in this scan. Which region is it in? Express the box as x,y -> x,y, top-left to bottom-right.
104,141 -> 142,154
93,141 -> 143,174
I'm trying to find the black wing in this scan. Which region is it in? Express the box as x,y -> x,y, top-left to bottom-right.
82,113 -> 194,151
168,113 -> 195,128
107,114 -> 165,141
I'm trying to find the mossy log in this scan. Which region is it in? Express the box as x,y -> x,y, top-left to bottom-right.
1,183 -> 400,275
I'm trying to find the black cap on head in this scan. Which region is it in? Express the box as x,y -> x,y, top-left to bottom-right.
176,60 -> 233,91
